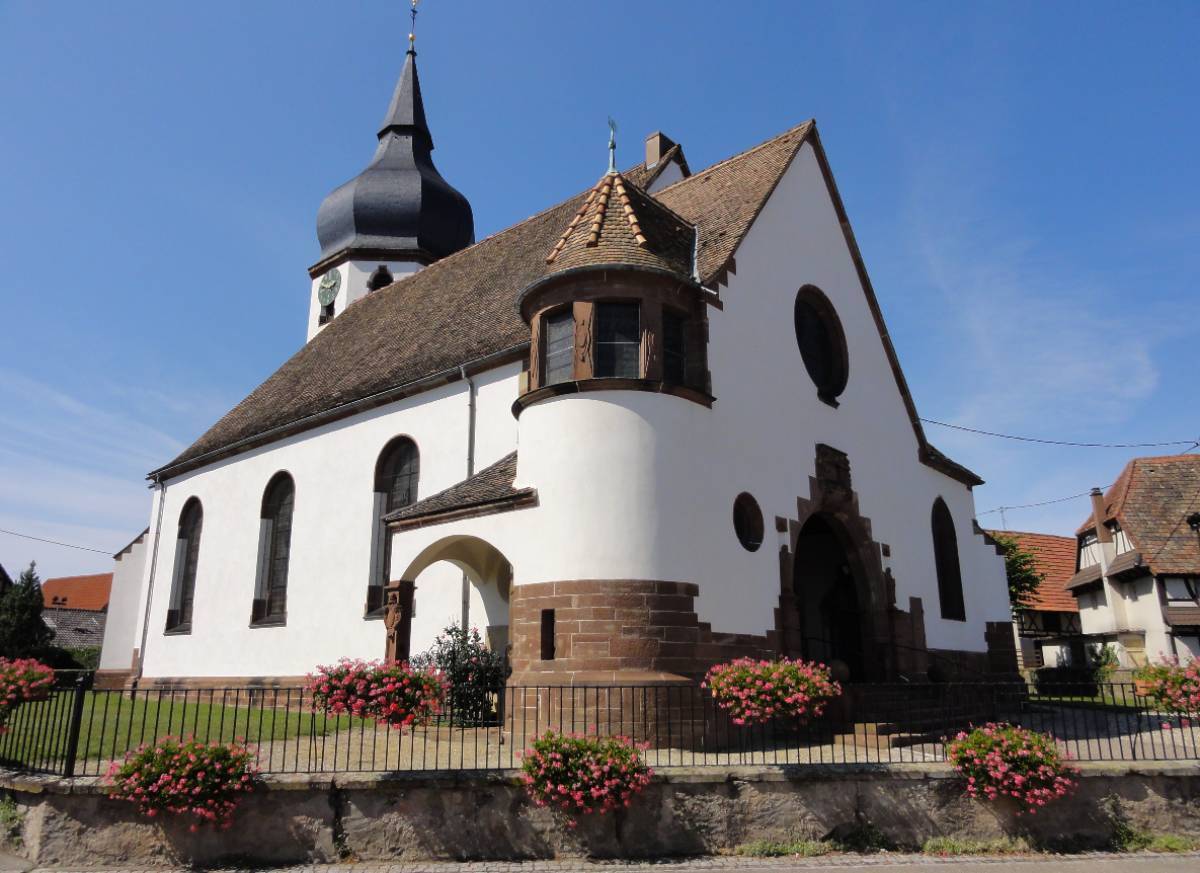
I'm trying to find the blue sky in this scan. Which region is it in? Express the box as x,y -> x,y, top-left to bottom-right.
2,1 -> 1197,578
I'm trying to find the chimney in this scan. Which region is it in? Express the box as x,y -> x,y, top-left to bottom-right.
644,131 -> 675,169
1090,487 -> 1113,544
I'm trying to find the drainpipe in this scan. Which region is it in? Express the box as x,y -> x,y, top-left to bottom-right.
459,365 -> 477,631
134,476 -> 168,685
1090,487 -> 1130,641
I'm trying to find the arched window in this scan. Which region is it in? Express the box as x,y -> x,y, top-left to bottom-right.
368,265 -> 394,292
252,473 -> 295,625
931,497 -> 965,621
166,498 -> 203,632
367,437 -> 419,613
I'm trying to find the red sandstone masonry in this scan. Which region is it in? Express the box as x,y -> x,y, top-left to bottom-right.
508,579 -> 773,686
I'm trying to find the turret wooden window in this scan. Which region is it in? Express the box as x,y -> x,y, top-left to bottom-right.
166,498 -> 203,633
663,309 -> 686,384
367,437 -> 420,615
931,497 -> 966,621
252,473 -> 294,626
594,303 -> 640,378
542,309 -> 574,386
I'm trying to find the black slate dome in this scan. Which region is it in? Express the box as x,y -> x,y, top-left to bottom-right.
316,50 -> 474,264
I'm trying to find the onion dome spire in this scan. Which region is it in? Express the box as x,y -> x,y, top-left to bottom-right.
315,33 -> 473,266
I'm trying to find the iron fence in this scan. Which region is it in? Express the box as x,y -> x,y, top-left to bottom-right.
0,677 -> 1195,778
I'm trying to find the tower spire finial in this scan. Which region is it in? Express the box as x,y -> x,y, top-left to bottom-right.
607,117 -> 618,175
408,0 -> 418,52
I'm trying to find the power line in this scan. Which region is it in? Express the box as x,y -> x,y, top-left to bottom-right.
0,528 -> 111,556
921,418 -> 1197,449
977,486 -> 1113,517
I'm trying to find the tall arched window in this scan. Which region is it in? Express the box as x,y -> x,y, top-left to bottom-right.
367,437 -> 419,614
931,497 -> 966,621
166,498 -> 203,632
252,472 -> 295,625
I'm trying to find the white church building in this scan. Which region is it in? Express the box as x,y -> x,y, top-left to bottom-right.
98,44 -> 1015,691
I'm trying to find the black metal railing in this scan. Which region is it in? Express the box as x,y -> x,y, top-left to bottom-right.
0,678 -> 1195,777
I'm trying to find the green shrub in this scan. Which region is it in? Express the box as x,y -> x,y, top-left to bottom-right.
411,624 -> 506,724
735,839 -> 832,857
922,836 -> 1030,855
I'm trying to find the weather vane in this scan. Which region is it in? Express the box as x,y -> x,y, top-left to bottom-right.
409,0 -> 419,51
607,117 -> 618,174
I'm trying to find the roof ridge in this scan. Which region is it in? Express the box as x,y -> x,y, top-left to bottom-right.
986,530 -> 1075,541
649,119 -> 815,197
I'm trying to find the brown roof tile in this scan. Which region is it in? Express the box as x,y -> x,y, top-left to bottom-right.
987,531 -> 1078,612
152,119 -> 979,492
545,172 -> 695,277
384,451 -> 532,526
152,123 -> 814,478
41,573 -> 112,612
1076,455 -> 1200,576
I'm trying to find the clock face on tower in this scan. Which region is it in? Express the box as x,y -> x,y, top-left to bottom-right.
317,270 -> 341,307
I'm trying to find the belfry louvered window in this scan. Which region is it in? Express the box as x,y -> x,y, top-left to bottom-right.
594,303 -> 640,378
367,437 -> 420,614
166,498 -> 203,632
543,309 -> 574,385
253,473 -> 294,624
931,497 -> 966,621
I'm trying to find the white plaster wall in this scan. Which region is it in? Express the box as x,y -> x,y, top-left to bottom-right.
138,364 -> 522,679
1123,575 -> 1170,659
512,141 -> 1009,653
646,160 -> 685,194
98,533 -> 148,672
306,259 -> 423,341
1077,588 -> 1113,636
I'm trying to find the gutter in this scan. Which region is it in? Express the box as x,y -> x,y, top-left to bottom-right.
457,364 -> 477,630
148,343 -> 527,483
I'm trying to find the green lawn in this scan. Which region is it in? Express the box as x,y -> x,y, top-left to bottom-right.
0,689 -> 359,772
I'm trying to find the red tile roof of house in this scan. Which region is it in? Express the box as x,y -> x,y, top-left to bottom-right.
987,531 -> 1078,613
1076,454 -> 1200,576
41,573 -> 112,612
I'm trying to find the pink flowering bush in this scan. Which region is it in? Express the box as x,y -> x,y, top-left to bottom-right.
104,737 -> 260,830
946,723 -> 1076,815
0,658 -> 55,731
307,658 -> 445,729
1135,659 -> 1200,716
520,732 -> 653,826
703,657 -> 841,726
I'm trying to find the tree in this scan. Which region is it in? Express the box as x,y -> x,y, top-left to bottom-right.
0,562 -> 53,658
991,535 -> 1044,615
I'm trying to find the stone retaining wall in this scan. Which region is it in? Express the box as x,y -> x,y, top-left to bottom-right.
3,763 -> 1198,867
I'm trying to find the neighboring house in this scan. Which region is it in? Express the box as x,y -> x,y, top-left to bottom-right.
97,529 -> 150,688
989,531 -> 1082,670
1068,455 -> 1200,667
41,572 -> 112,652
119,41 -> 1013,693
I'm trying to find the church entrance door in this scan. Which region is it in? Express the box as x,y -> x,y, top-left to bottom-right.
792,514 -> 868,680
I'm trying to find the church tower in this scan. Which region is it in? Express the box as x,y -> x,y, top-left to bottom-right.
307,40 -> 474,340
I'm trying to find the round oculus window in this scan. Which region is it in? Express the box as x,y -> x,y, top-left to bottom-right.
793,285 -> 848,404
733,492 -> 764,552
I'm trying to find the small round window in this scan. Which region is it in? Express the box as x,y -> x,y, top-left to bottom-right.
793,285 -> 848,404
733,492 -> 764,552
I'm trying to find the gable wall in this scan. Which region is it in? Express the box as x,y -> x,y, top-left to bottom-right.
693,141 -> 1008,651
